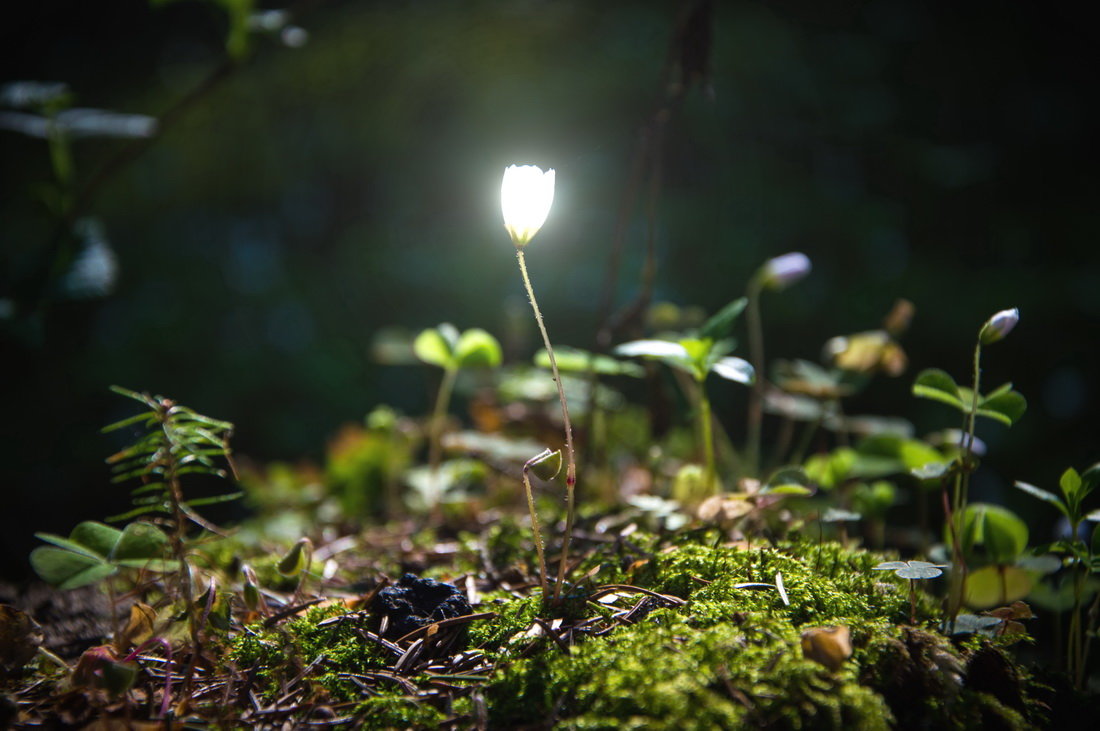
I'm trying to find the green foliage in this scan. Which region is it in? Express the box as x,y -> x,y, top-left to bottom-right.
873,561 -> 945,581
952,503 -> 1029,565
414,323 -> 502,371
534,346 -> 643,377
912,369 -> 1027,426
103,385 -> 238,523
30,520 -> 176,589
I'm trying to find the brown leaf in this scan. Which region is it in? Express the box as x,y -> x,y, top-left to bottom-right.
115,602 -> 156,652
800,625 -> 852,672
0,604 -> 43,675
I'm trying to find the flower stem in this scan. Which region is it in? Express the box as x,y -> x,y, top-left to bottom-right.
522,459 -> 550,601
948,342 -> 983,622
516,248 -> 577,604
746,276 -> 765,477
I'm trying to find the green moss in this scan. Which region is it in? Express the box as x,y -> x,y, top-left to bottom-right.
486,612 -> 892,729
355,692 -> 447,729
228,604 -> 389,703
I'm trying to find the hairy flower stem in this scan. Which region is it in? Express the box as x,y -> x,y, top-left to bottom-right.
522,458 -> 550,601
516,248 -> 577,604
745,277 -> 765,477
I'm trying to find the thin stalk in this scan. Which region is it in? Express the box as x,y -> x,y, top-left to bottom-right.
428,366 -> 458,475
516,248 -> 577,604
948,342 -> 983,622
1078,588 -> 1100,689
698,382 -> 717,491
745,277 -> 765,476
522,459 -> 550,601
789,412 -> 823,467
1070,567 -> 1084,686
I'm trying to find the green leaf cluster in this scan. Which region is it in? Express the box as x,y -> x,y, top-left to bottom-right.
103,386 -> 238,522
414,323 -> 502,371
615,297 -> 755,385
30,521 -> 176,590
912,369 -> 1027,426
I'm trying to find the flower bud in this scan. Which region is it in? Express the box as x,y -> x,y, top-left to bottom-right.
979,307 -> 1019,345
501,164 -> 555,247
761,252 -> 811,290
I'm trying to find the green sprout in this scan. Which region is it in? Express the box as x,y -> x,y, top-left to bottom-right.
1015,463 -> 1100,687
873,560 -> 945,624
413,323 -> 503,476
912,307 -> 1026,621
615,297 -> 755,492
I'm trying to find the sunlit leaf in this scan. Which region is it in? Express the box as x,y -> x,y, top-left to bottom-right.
976,389 -> 1027,426
413,328 -> 454,369
534,347 -> 643,377
711,356 -> 754,385
454,328 -> 502,369
955,503 -> 1029,564
912,369 -> 964,410
614,339 -> 688,360
699,297 -> 747,340
1014,481 -> 1068,517
964,565 -> 1033,610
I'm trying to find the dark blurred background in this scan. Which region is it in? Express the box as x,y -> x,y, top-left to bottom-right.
2,0 -> 1097,579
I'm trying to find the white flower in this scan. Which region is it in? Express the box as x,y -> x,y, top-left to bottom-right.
980,307 -> 1019,345
501,164 -> 555,247
762,252 -> 811,290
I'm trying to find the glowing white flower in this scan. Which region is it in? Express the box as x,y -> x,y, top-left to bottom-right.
980,307 -> 1019,345
501,164 -> 555,247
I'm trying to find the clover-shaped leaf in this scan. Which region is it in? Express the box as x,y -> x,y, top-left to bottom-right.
453,328 -> 502,368
912,369 -> 963,409
30,521 -> 174,590
415,324 -> 502,371
872,560 -> 945,580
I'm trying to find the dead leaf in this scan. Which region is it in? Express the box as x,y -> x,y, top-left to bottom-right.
800,626 -> 852,672
0,604 -> 43,675
116,602 -> 156,652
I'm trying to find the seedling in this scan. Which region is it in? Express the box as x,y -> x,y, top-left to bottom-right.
414,323 -> 502,475
912,308 -> 1025,621
1015,463 -> 1100,687
873,560 -> 945,624
615,296 -> 755,490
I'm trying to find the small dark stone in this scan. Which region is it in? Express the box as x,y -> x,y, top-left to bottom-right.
372,573 -> 472,638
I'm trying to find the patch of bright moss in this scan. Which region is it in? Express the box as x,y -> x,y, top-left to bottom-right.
228,604 -> 389,702
487,611 -> 892,729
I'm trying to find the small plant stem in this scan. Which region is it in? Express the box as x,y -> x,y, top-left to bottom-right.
522,460 -> 550,601
789,411 -> 824,466
1070,566 -> 1085,686
428,365 -> 458,475
948,342 -> 983,622
909,579 -> 917,625
515,247 -> 577,604
1078,589 -> 1100,689
745,276 -> 765,476
697,382 -> 717,491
